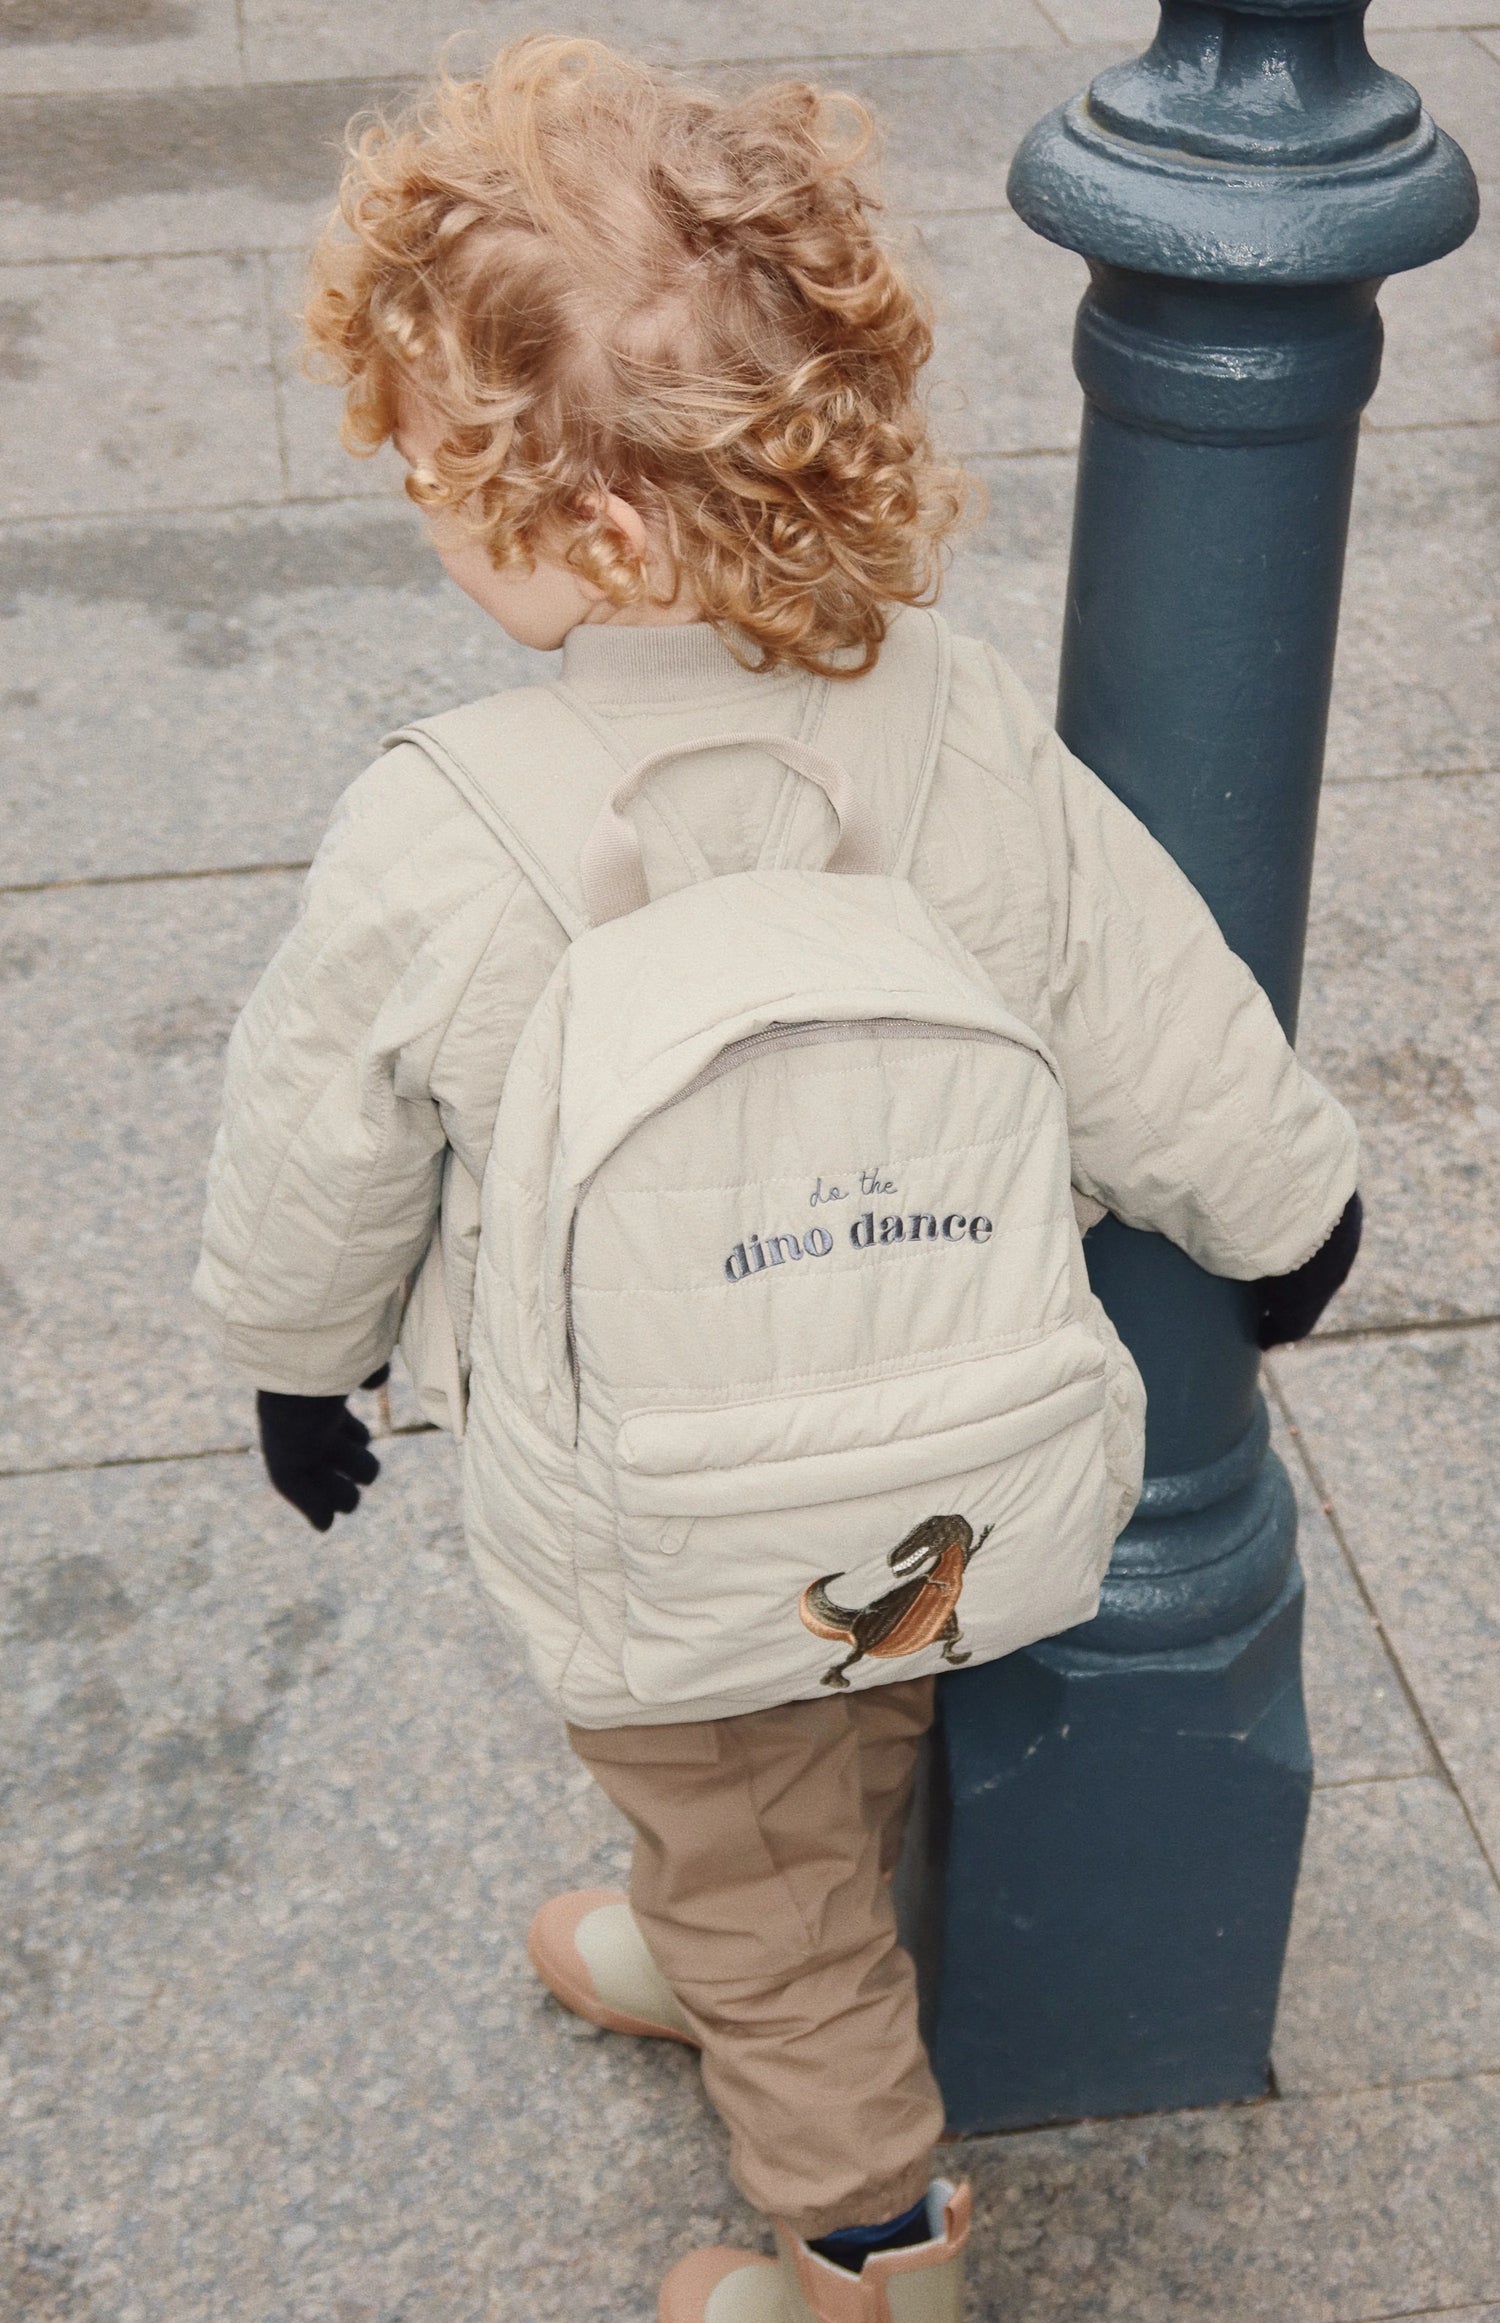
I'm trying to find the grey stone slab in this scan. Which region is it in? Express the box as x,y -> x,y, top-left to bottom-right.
1034,0 -> 1156,40
0,1434 -> 740,2323
0,79 -> 409,265
265,246 -> 408,503
0,501 -> 539,885
240,0 -> 1063,85
0,254 -> 282,521
940,451 -> 1074,711
1325,425 -> 1499,782
1269,1399 -> 1433,1786
0,0 -> 241,97
1273,1776 -> 1500,2098
0,470 -> 1059,891
1480,31 -> 1500,60
1273,1326 -> 1500,1870
0,56 -> 1135,265
1368,0 -> 1500,25
1369,204 -> 1499,433
919,209 -> 1087,457
1295,772 -> 1500,1331
0,871 -> 316,1470
954,2074 -> 1500,2323
1364,29 -> 1500,183
4,1439 -> 1500,2323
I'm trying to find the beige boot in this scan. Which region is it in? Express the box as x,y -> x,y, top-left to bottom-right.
658,2181 -> 970,2323
526,1888 -> 698,2044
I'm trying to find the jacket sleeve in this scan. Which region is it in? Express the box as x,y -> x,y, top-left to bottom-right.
1006,662 -> 1358,1280
193,742 -> 540,1395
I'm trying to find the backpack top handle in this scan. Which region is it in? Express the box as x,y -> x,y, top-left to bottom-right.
579,731 -> 884,928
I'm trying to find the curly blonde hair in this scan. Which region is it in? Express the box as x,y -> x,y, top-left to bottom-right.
304,35 -> 970,678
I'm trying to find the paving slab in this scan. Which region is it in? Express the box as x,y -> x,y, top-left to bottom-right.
1034,0 -> 1157,40
1273,1775 -> 1500,2098
1295,771 -> 1500,1331
0,464 -> 1067,891
1270,1400 -> 1433,1787
1324,424 -> 1499,783
0,0 -> 242,98
239,0 -> 1063,86
4,1436 -> 1500,2323
0,80 -> 408,266
920,209 -> 1087,457
1273,1326 -> 1500,1872
1367,0 -> 1500,24
0,869 -> 309,1471
941,452 -> 1075,712
7,430 -> 1481,891
0,253 -> 281,521
954,2073 -> 1500,2323
265,248 -> 408,504
1368,203 -> 1499,433
0,830 -> 517,1449
0,1433 -> 721,2323
0,501 -> 534,886
0,54 -> 1136,268
1364,28 -> 1500,183
1398,2312 -> 1500,2323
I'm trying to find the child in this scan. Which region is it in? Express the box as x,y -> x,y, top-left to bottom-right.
195,38 -> 1360,2322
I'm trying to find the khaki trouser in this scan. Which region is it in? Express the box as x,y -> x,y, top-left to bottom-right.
568,1676 -> 944,2240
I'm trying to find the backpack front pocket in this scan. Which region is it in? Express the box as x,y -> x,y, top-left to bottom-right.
612,1328 -> 1114,1709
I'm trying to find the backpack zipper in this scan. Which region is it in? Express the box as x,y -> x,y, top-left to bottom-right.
665,1015 -> 1022,1110
562,1016 -> 1044,1438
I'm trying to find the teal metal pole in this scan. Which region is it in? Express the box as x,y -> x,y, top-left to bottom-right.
919,1 -> 1477,2131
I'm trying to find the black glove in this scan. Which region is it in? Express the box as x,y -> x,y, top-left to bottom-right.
256,1366 -> 387,1531
1253,1191 -> 1362,1350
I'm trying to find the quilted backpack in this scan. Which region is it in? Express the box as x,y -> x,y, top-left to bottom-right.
393,628 -> 1143,1725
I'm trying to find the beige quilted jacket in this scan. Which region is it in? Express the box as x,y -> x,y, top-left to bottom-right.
196,608 -> 1355,1425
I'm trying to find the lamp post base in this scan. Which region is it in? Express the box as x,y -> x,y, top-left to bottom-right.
915,1444 -> 1310,2134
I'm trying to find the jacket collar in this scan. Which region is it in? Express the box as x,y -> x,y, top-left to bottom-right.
559,621 -> 789,705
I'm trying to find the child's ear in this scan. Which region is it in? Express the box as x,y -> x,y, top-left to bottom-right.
577,489 -> 679,609
597,492 -> 650,557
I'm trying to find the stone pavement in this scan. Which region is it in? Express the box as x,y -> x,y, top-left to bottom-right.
1,1 -> 1497,2316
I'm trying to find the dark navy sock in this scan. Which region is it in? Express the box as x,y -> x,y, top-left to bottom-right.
808,2195 -> 932,2274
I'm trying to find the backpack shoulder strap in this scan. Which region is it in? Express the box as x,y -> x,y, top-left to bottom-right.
791,606 -> 953,878
384,685 -> 621,940
385,607 -> 953,934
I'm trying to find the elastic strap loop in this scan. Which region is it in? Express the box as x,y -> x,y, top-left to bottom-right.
579,731 -> 880,926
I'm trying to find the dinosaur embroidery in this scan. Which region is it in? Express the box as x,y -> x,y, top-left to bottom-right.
798,1514 -> 992,1690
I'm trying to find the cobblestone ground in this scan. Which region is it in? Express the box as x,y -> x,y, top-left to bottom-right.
2,4 -> 1498,2319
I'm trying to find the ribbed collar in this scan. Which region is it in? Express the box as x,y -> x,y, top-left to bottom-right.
559,621 -> 792,705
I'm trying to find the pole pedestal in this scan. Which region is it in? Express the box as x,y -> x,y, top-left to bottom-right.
914,0 -> 1478,2135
